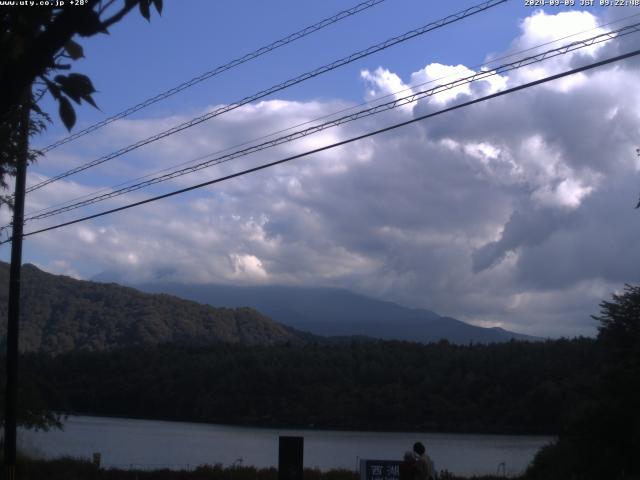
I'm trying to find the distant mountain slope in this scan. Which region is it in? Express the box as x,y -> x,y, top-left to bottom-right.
0,263 -> 303,355
130,282 -> 539,344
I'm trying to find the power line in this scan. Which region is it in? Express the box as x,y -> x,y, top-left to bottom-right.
13,6 -> 640,231
8,14 -> 640,223
25,0 -> 508,195
4,47 -> 638,245
22,11 -> 640,221
19,21 -> 640,224
37,0 -> 389,154
461,11 -> 640,71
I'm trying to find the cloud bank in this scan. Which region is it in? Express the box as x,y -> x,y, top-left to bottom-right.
14,8 -> 640,337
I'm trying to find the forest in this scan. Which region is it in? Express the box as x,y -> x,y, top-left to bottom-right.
11,337 -> 596,435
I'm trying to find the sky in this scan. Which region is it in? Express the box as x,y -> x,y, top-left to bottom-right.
1,0 -> 640,337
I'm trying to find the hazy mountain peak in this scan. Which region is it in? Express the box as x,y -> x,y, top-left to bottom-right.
130,281 -> 540,344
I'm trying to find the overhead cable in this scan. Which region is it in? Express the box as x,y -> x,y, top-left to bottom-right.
3,47 -> 638,244
20,22 -> 640,223
23,11 -> 640,220
38,0 -> 389,153
25,0 -> 509,194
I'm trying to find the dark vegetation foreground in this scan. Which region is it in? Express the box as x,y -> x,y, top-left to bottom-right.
4,457 -> 512,480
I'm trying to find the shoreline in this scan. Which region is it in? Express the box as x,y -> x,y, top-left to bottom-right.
20,415 -> 548,477
53,412 -> 558,438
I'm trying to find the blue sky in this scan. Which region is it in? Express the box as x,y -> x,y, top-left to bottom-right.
2,0 -> 639,337
34,0 -> 607,139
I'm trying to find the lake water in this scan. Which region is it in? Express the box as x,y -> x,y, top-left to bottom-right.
19,415 -> 553,477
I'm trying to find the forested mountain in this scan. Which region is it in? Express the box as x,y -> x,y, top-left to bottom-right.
0,262 -> 304,355
129,282 -> 539,344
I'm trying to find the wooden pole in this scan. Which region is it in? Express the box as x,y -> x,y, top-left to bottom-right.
3,96 -> 29,480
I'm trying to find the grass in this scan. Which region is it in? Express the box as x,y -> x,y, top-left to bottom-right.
3,456 -> 522,480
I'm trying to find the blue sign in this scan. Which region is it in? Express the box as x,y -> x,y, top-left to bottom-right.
359,459 -> 401,480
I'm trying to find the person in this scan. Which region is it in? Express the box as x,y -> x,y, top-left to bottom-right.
399,450 -> 417,480
411,441 -> 436,480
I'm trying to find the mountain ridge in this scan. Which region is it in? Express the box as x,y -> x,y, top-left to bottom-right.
123,280 -> 539,344
0,261 -> 538,355
0,262 -> 307,355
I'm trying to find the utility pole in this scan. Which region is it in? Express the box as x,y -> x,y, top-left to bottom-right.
3,95 -> 29,480
636,148 -> 640,209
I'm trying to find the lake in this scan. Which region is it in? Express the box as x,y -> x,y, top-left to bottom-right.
19,415 -> 553,477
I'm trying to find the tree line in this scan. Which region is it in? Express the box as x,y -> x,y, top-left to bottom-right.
8,337 -> 598,435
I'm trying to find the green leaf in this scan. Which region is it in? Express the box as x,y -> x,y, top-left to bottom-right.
54,75 -> 79,103
64,40 -> 84,60
55,73 -> 96,105
76,10 -> 108,36
139,0 -> 150,21
30,102 -> 45,116
59,96 -> 76,131
66,73 -> 96,94
44,78 -> 61,100
152,0 -> 163,15
81,94 -> 98,109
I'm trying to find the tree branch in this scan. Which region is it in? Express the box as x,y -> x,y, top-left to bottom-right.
99,0 -> 118,16
101,1 -> 138,30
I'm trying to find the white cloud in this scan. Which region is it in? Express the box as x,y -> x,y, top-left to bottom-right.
360,67 -> 409,100
35,259 -> 82,280
503,10 -> 608,93
531,178 -> 593,210
77,226 -> 97,244
410,63 -> 507,106
515,10 -> 603,50
230,253 -> 267,281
